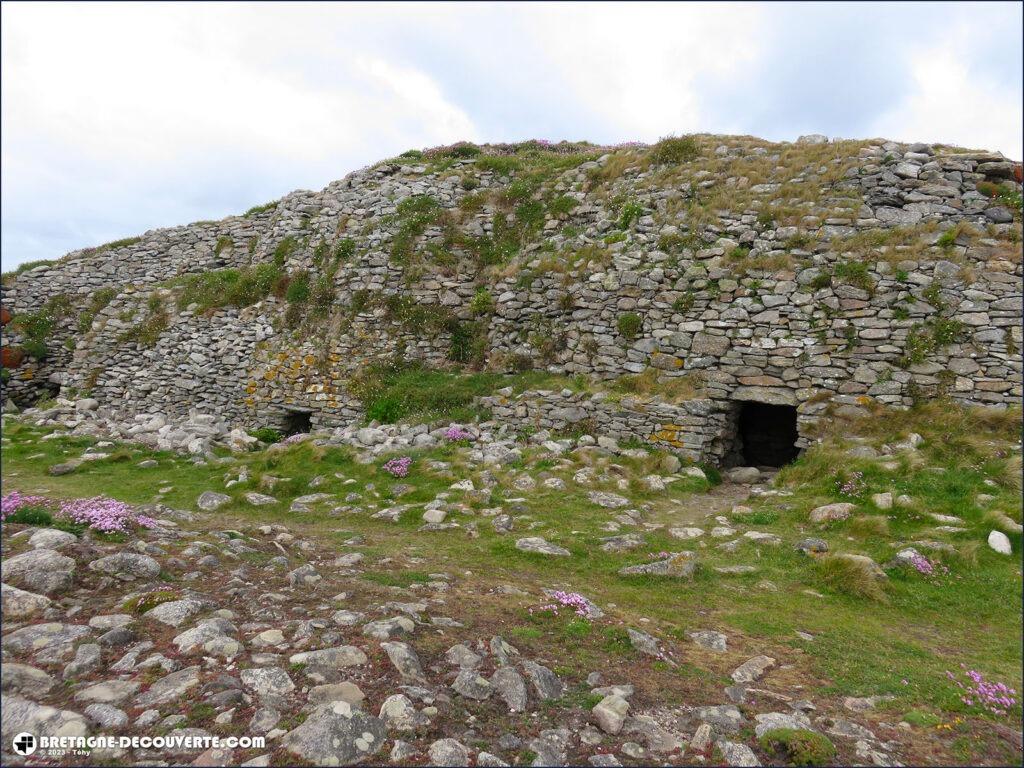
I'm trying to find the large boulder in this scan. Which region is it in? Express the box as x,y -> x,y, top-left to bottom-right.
2,548 -> 75,594
1,583 -> 53,619
809,502 -> 856,523
281,701 -> 386,765
1,696 -> 88,745
515,537 -> 570,556
1,623 -> 91,658
88,553 -> 161,581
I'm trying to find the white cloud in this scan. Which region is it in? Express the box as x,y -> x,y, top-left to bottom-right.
868,23 -> 1022,159
526,3 -> 766,141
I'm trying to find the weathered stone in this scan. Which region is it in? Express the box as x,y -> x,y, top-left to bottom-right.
281,701 -> 387,765
2,548 -> 75,593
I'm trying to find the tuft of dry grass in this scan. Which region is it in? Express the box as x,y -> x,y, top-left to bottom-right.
816,554 -> 888,602
1002,455 -> 1022,494
604,368 -> 703,403
848,515 -> 889,538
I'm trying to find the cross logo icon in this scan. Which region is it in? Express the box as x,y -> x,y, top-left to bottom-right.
12,732 -> 37,756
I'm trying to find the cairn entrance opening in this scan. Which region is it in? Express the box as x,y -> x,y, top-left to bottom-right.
281,408 -> 312,436
736,401 -> 799,467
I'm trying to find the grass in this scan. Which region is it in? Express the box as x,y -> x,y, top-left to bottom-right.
346,362 -> 577,425
604,368 -> 702,403
174,263 -> 282,312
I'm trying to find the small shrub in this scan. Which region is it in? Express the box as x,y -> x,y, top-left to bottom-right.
335,238 -> 356,261
78,287 -> 118,333
214,236 -> 233,255
285,270 -> 311,304
548,195 -> 577,217
618,199 -> 645,229
272,236 -> 299,266
469,288 -> 495,316
758,728 -> 836,766
649,135 -> 699,165
617,312 -> 643,340
976,181 -> 1000,198
249,427 -> 282,444
440,142 -> 481,158
902,710 -> 942,727
244,200 -> 279,217
673,292 -> 695,313
833,260 -> 874,291
936,229 -> 958,250
4,505 -> 54,526
119,296 -> 169,347
816,555 -> 887,601
476,155 -> 520,175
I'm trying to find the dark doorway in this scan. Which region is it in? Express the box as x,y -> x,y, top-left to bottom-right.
737,402 -> 799,466
281,409 -> 312,436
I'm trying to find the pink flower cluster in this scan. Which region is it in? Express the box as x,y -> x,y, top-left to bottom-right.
910,553 -> 934,575
443,426 -> 474,442
0,491 -> 155,533
383,456 -> 412,477
835,470 -> 866,498
530,590 -> 598,619
910,553 -> 949,578
0,490 -> 52,521
60,496 -> 156,533
947,665 -> 1019,716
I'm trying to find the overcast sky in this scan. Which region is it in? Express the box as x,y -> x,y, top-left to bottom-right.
2,1 -> 1022,270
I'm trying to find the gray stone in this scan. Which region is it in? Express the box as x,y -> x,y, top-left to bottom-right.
133,666 -> 201,707
451,669 -> 492,700
1,695 -> 88,745
88,552 -> 161,581
241,667 -> 295,698
715,740 -> 761,766
84,702 -> 129,729
380,641 -> 426,682
2,622 -> 91,657
809,502 -> 856,523
1,663 -> 56,698
1,583 -> 52,619
515,537 -> 570,556
428,738 -> 471,766
731,655 -> 776,683
593,694 -> 630,734
197,491 -> 231,511
688,630 -> 727,651
281,701 -> 387,765
491,666 -> 528,712
521,660 -> 564,700
144,598 -> 205,627
28,528 -> 78,550
1,548 -> 76,594
289,645 -> 367,668
619,553 -> 695,578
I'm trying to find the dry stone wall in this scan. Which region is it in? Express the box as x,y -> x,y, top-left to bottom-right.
2,136 -> 1021,463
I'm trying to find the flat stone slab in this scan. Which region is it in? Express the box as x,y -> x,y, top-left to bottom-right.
515,537 -> 570,556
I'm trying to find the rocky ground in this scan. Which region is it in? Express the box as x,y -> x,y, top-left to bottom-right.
1,401 -> 1022,766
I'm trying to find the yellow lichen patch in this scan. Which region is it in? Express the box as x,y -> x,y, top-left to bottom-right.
650,352 -> 683,369
649,425 -> 685,447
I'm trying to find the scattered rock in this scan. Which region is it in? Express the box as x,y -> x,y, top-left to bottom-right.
515,537 -> 570,556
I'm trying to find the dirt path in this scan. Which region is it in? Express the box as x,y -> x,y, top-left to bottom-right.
653,480 -> 754,526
